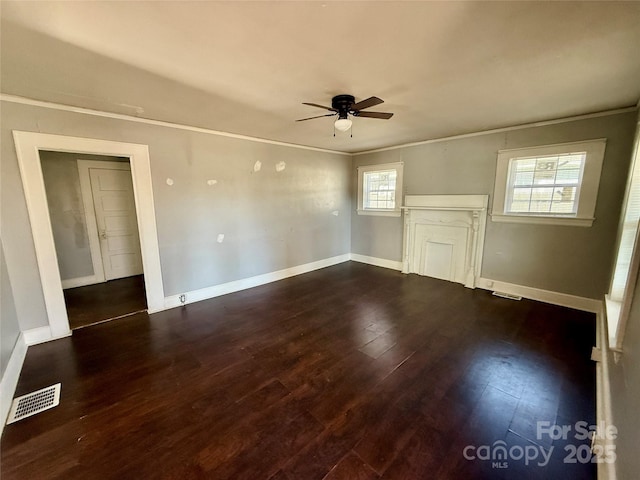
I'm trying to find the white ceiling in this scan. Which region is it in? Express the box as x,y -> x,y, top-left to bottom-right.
2,1 -> 639,153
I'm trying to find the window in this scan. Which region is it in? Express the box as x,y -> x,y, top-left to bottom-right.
357,162 -> 404,216
492,139 -> 606,226
607,123 -> 640,351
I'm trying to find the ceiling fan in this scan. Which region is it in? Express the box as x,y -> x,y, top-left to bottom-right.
296,94 -> 394,134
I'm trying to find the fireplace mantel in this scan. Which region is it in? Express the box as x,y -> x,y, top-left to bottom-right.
402,195 -> 488,288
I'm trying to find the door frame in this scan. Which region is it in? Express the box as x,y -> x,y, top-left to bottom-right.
13,131 -> 164,338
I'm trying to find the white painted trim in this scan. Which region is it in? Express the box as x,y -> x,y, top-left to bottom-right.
403,194 -> 488,210
402,195 -> 488,288
496,138 -> 608,154
12,131 -> 165,337
1,333 -> 27,434
490,214 -> 594,227
491,139 -> 606,228
607,121 -> 640,351
2,95 -> 635,157
159,254 -> 351,311
350,254 -> 403,271
477,277 -> 601,313
356,209 -> 401,217
22,326 -> 71,346
353,107 -> 637,155
595,305 -> 617,480
0,94 -> 349,156
356,162 -> 404,217
61,274 -> 102,290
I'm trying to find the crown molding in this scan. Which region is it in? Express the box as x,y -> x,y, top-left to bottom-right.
0,94 -> 350,156
353,106 -> 638,156
2,93 -> 636,157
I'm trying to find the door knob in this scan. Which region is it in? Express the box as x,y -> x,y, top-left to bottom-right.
100,229 -> 107,240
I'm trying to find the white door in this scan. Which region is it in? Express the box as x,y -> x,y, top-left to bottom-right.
89,165 -> 143,280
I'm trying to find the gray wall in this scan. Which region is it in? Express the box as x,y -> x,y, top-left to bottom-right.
0,239 -> 21,378
1,100 -> 351,331
607,116 -> 640,480
352,111 -> 637,299
608,273 -> 640,480
40,151 -> 127,281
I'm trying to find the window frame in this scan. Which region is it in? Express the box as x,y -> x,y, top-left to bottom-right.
606,121 -> 640,352
491,139 -> 606,227
357,162 -> 404,217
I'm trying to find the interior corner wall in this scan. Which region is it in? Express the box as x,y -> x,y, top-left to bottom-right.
1,100 -> 352,332
351,111 -> 638,299
0,239 -> 21,379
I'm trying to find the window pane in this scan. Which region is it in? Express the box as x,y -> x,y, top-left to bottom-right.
512,187 -> 532,201
550,201 -> 575,213
533,159 -> 558,185
509,188 -> 531,212
510,201 -> 531,213
533,170 -> 556,185
555,168 -> 581,184
514,158 -> 537,171
514,171 -> 534,186
531,187 -> 554,201
363,169 -> 397,210
529,187 -> 554,212
557,153 -> 585,170
506,153 -> 585,215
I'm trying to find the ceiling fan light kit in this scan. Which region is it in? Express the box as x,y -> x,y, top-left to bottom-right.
297,94 -> 394,137
334,118 -> 352,132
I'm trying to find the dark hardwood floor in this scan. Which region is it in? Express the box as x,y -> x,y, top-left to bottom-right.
64,275 -> 147,329
1,262 -> 596,479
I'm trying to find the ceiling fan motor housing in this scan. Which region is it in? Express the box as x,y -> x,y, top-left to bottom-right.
332,95 -> 355,119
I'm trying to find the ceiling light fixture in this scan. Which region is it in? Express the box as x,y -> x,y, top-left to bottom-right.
334,117 -> 352,132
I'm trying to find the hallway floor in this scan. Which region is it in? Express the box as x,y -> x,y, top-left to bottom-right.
63,275 -> 147,329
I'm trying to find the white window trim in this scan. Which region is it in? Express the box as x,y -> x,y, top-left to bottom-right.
491,139 -> 607,227
606,121 -> 640,352
357,162 -> 404,217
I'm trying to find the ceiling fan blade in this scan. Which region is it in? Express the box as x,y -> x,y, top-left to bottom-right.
350,96 -> 384,111
302,102 -> 337,112
295,113 -> 336,122
354,111 -> 394,119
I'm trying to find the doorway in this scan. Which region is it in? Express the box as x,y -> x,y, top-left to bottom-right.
40,152 -> 147,329
13,131 -> 164,342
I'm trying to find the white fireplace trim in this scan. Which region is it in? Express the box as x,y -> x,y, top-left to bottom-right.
401,195 -> 488,288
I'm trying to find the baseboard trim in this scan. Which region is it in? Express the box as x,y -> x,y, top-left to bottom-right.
23,326 -> 72,346
1,333 -> 27,435
478,277 -> 601,313
349,254 -> 403,271
159,254 -> 351,311
61,275 -> 101,290
595,305 -> 617,480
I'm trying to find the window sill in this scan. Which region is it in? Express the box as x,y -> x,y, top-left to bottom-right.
490,214 -> 594,227
357,209 -> 402,217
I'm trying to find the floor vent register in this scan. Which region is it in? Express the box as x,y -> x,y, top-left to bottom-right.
7,383 -> 61,424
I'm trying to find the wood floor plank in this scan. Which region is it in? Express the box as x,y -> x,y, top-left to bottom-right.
322,452 -> 380,480
1,262 -> 596,479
